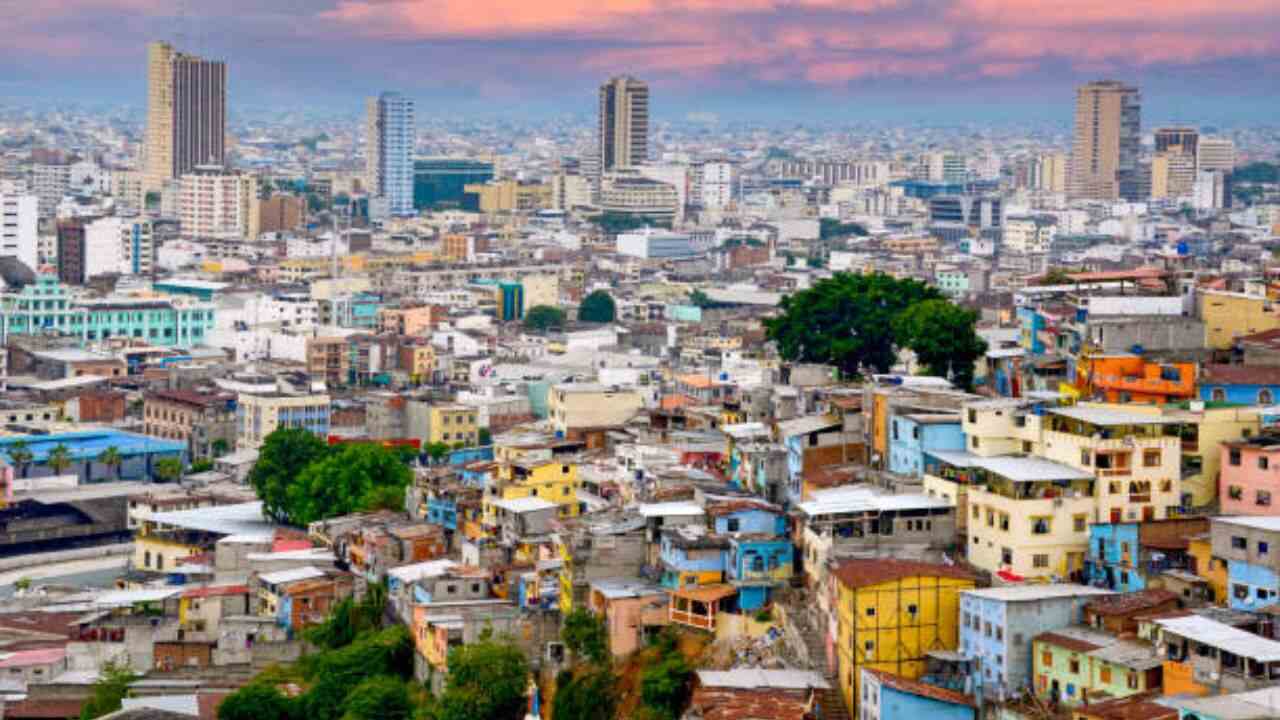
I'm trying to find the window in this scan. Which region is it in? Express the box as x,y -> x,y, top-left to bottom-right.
1260,490 -> 1274,507
1212,387 -> 1227,402
1262,389 -> 1276,405
727,518 -> 739,532
1143,450 -> 1161,467
1230,485 -> 1245,500
1033,554 -> 1049,568
968,410 -> 977,423
1082,449 -> 1092,466
1263,457 -> 1273,471
1262,542 -> 1271,555
1069,658 -> 1080,674
972,436 -> 980,449
984,622 -> 992,637
866,607 -> 876,617
907,604 -> 918,615
1031,517 -> 1050,535
1127,672 -> 1139,690
1074,515 -> 1088,533
1100,667 -> 1112,683
1001,547 -> 1013,565
1230,449 -> 1242,466
1234,584 -> 1250,600
1232,536 -> 1248,550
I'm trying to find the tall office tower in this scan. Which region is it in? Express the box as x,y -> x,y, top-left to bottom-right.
144,42 -> 227,193
365,92 -> 415,217
0,193 -> 38,270
598,76 -> 649,172
1069,80 -> 1141,201
1197,137 -> 1237,174
1151,152 -> 1197,199
1154,126 -> 1199,157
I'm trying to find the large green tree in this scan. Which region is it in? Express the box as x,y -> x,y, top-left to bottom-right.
301,626 -> 415,720
764,272 -> 941,378
577,291 -> 616,323
341,675 -> 413,720
285,444 -> 413,526
551,668 -> 616,720
524,305 -> 567,332
638,631 -> 691,720
218,682 -> 295,720
429,638 -> 529,720
893,299 -> 988,390
561,608 -> 608,666
248,429 -> 332,523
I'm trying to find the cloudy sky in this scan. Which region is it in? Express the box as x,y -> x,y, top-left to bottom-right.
5,0 -> 1279,122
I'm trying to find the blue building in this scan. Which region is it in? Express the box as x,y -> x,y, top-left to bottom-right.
425,497 -> 459,532
708,502 -> 786,537
726,536 -> 792,610
860,668 -> 976,720
658,528 -> 728,589
1087,522 -> 1145,592
959,585 -> 1113,698
0,430 -> 186,483
888,413 -> 965,476
367,92 -> 415,216
1228,560 -> 1280,612
1017,305 -> 1048,354
1200,364 -> 1280,405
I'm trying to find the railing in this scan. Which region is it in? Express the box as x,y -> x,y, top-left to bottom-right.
1129,494 -> 1151,503
1098,468 -> 1132,477
670,607 -> 715,631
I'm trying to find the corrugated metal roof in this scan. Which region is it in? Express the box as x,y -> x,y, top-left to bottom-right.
971,456 -> 1094,482
1048,406 -> 1181,426
696,669 -> 829,690
1156,615 -> 1280,662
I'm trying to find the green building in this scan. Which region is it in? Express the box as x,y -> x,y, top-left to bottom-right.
413,159 -> 494,211
0,275 -> 216,347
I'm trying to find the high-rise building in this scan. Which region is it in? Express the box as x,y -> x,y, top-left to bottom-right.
1151,152 -> 1196,200
0,192 -> 38,271
1069,80 -> 1141,201
365,92 -> 415,217
144,42 -> 227,192
1154,126 -> 1199,157
1197,137 -> 1237,174
179,166 -> 257,239
412,159 -> 493,211
59,216 -> 157,284
598,76 -> 649,173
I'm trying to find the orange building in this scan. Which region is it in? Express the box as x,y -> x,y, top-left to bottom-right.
1075,356 -> 1196,404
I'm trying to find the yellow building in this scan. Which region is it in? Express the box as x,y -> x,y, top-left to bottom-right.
485,459 -> 581,523
1187,534 -> 1228,604
464,179 -> 552,213
833,559 -> 976,714
1121,403 -> 1259,507
959,402 -> 1182,580
133,526 -> 204,573
422,404 -> 478,446
1199,289 -> 1280,350
235,391 -> 332,450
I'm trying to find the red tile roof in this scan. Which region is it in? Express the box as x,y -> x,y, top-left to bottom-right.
1086,589 -> 1179,617
688,686 -> 811,720
831,559 -> 976,589
1034,631 -> 1104,653
864,668 -> 976,708
1,699 -> 83,719
1201,363 -> 1280,386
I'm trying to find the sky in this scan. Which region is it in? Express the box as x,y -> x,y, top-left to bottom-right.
4,0 -> 1280,123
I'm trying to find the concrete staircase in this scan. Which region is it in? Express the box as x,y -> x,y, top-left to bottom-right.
786,595 -> 850,720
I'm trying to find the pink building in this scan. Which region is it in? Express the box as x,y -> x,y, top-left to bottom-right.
587,579 -> 669,658
1221,436 -> 1280,515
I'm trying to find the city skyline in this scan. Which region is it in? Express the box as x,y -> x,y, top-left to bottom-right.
3,1 -> 1279,122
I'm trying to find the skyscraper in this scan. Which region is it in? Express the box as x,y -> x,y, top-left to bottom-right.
1069,80 -> 1141,201
1197,137 -> 1237,174
1154,126 -> 1199,157
598,76 -> 649,173
144,42 -> 227,192
365,92 -> 416,217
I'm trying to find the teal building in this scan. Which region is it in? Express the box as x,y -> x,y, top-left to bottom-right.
0,275 -> 216,347
413,159 -> 494,211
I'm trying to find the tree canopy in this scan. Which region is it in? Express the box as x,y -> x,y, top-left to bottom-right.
893,300 -> 988,390
764,272 -> 942,378
552,668 -> 616,720
428,638 -> 530,720
341,675 -> 413,720
578,291 -> 616,324
561,608 -> 609,666
524,305 -> 567,332
638,631 -> 691,720
249,428 -> 332,523
218,682 -> 295,720
819,218 -> 869,240
285,443 -> 413,526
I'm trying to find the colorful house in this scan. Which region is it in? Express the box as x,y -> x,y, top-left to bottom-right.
1155,615 -> 1280,695
726,536 -> 792,611
1074,356 -> 1196,405
1199,364 -> 1280,405
859,668 -> 976,720
1086,519 -> 1208,592
658,527 -> 727,589
1220,434 -> 1280,515
888,413 -> 965,477
1211,516 -> 1280,611
832,559 -> 976,716
587,578 -> 668,658
1032,627 -> 1162,706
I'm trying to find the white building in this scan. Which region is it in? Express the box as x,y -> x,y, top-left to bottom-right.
1197,137 -> 1237,174
0,192 -> 38,270
179,166 -> 256,239
616,228 -> 698,259
1193,170 -> 1228,212
83,216 -> 155,278
365,91 -> 415,217
695,161 -> 736,210
1002,215 -> 1058,255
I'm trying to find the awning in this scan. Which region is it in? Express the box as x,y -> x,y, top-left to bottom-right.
671,584 -> 738,603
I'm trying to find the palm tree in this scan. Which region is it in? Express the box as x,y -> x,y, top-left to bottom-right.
6,440 -> 33,479
153,457 -> 183,484
98,446 -> 123,481
46,444 -> 73,477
